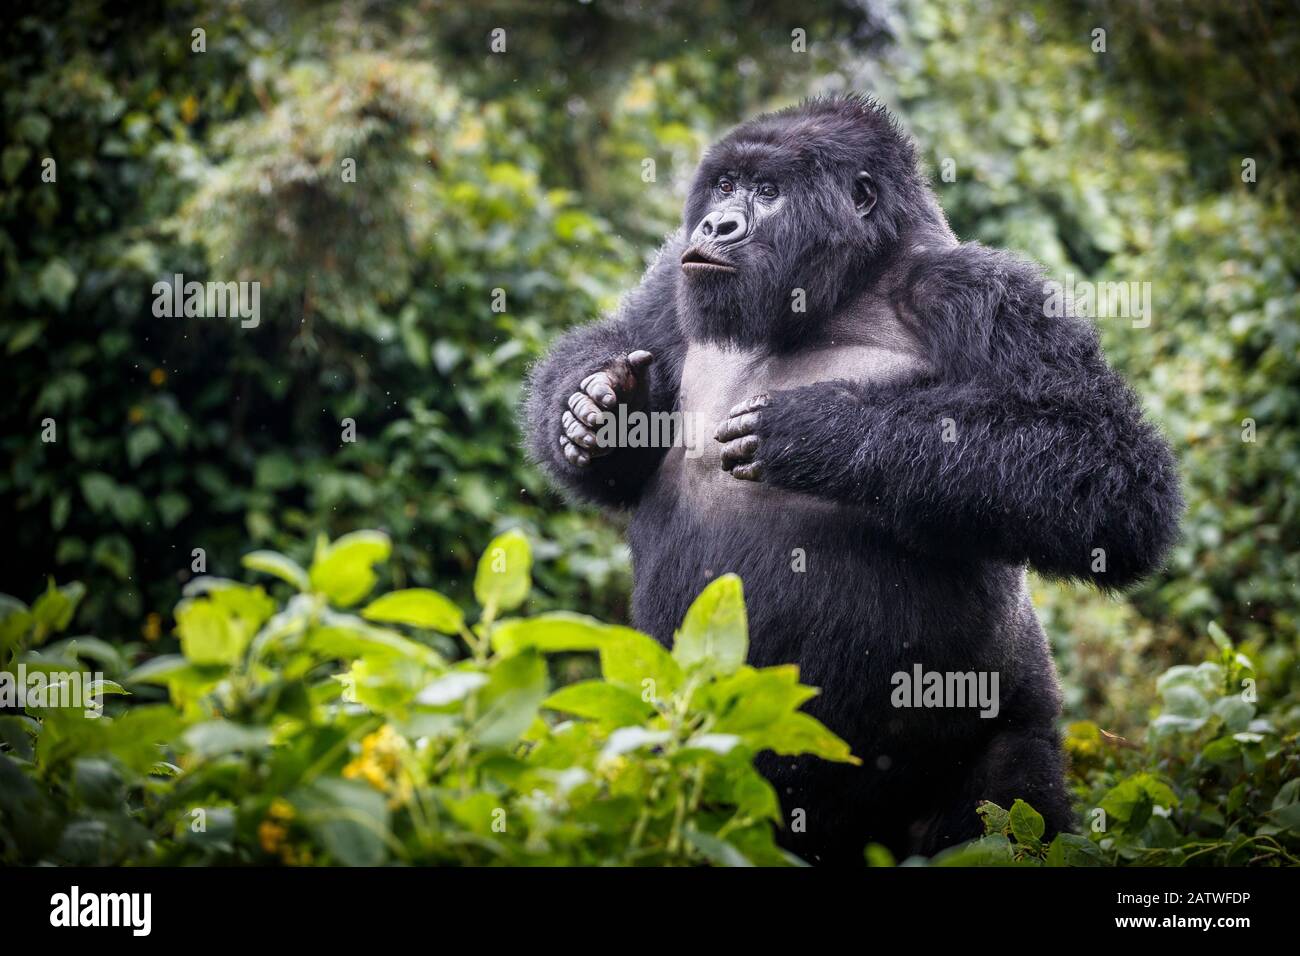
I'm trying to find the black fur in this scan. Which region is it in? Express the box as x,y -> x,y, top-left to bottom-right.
523,95 -> 1183,865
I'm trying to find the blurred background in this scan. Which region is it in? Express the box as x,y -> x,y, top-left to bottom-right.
2,0 -> 1297,739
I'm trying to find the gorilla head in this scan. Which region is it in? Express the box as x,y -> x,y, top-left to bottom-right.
676,95 -> 936,349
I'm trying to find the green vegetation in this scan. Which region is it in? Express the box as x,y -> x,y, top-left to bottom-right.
2,532 -> 855,866
1,0 -> 1296,864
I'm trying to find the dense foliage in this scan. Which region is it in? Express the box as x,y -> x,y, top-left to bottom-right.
1,0 -> 1297,864
2,532 -> 858,866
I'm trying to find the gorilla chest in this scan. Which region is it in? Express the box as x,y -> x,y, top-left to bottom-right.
663,339 -> 927,510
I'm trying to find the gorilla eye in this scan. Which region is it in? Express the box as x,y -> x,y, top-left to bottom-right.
758,183 -> 779,199
717,178 -> 735,194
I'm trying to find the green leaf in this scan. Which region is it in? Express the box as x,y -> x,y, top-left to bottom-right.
470,650 -> 548,747
750,712 -> 859,764
362,588 -> 464,634
699,665 -> 817,735
174,584 -> 273,665
1099,773 -> 1179,826
294,778 -> 390,866
599,628 -> 682,698
1206,620 -> 1232,652
38,258 -> 78,311
543,680 -> 654,726
673,574 -> 747,676
473,529 -> 532,615
684,826 -> 754,867
126,427 -> 162,468
30,579 -> 85,636
79,472 -> 117,514
6,320 -> 43,355
182,720 -> 273,758
308,614 -> 444,667
243,550 -> 311,591
308,531 -> 392,606
1045,833 -> 1105,867
0,594 -> 33,652
492,612 -> 631,656
1009,798 -> 1045,849
977,800 -> 1011,836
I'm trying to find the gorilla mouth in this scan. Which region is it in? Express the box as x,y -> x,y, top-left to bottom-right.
681,246 -> 737,274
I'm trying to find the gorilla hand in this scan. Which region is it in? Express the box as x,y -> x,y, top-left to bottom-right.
715,393 -> 771,481
560,350 -> 654,468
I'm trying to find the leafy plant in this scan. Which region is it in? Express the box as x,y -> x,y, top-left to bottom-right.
0,530 -> 854,866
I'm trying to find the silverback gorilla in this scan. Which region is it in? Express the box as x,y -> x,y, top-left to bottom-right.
524,95 -> 1182,865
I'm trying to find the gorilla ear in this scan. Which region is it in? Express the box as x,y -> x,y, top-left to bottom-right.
853,171 -> 877,218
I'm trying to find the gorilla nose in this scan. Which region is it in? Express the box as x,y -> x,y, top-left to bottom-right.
693,209 -> 749,246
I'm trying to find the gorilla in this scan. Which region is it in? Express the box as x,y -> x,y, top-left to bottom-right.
524,95 -> 1182,865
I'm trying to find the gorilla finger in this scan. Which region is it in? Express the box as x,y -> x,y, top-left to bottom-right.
720,435 -> 760,470
567,391 -> 605,427
560,435 -> 591,468
562,410 -> 600,448
603,355 -> 639,394
731,460 -> 764,482
715,411 -> 762,443
726,393 -> 770,419
580,370 -> 619,408
627,350 -> 654,371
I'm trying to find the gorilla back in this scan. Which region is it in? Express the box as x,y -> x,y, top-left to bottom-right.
524,95 -> 1182,864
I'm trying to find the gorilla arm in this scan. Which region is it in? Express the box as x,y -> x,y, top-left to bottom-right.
719,245 -> 1184,589
523,238 -> 687,508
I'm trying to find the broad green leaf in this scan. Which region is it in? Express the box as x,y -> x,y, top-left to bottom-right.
749,712 -> 859,764
174,584 -> 273,665
1045,833 -> 1105,867
307,615 -> 444,667
361,588 -> 464,634
700,665 -> 817,734
470,650 -> 547,748
1099,773 -> 1178,825
492,612 -> 631,656
31,579 -> 85,636
673,574 -> 747,676
174,600 -> 242,665
473,529 -> 531,614
599,628 -> 682,698
243,550 -> 311,591
1009,798 -> 1045,848
294,778 -> 390,867
543,680 -> 654,726
309,531 -> 392,607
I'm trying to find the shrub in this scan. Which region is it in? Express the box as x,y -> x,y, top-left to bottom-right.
0,530 -> 854,866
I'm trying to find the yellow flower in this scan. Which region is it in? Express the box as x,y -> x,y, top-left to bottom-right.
342,725 -> 412,806
128,406 -> 145,424
149,367 -> 167,386
258,819 -> 287,855
142,613 -> 162,642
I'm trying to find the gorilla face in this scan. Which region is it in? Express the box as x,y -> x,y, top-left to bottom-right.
675,96 -> 929,350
